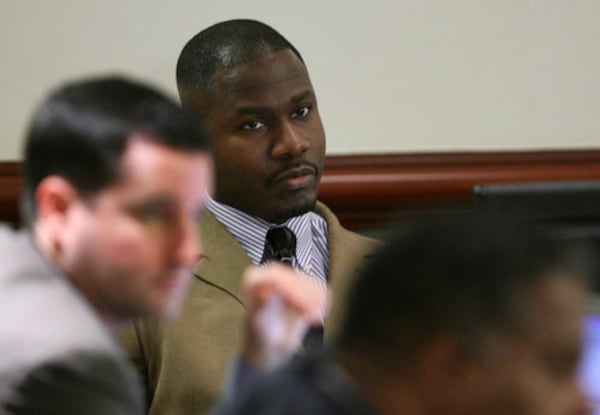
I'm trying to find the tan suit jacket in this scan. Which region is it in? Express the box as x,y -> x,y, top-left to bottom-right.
122,202 -> 378,415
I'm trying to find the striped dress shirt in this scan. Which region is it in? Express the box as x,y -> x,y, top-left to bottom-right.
205,196 -> 329,282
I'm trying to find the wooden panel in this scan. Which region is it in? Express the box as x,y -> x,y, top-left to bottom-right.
0,162 -> 22,227
320,150 -> 600,229
2,149 -> 600,230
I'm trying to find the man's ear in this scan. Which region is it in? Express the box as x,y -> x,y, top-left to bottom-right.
413,334 -> 480,409
415,334 -> 459,384
35,176 -> 79,241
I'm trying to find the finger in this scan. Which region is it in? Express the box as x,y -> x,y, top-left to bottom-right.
243,263 -> 328,323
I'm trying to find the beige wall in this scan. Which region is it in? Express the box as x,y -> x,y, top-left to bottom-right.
2,0 -> 600,161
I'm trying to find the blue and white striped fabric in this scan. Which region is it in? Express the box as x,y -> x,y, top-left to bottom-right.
206,196 -> 329,282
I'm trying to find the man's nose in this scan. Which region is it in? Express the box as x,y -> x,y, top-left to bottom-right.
271,121 -> 310,159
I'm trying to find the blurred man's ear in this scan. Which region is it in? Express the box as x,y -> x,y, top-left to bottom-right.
413,334 -> 483,412
414,334 -> 460,387
34,176 -> 79,247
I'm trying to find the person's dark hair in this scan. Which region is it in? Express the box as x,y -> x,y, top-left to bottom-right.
22,75 -> 212,223
336,213 -> 589,368
176,19 -> 304,108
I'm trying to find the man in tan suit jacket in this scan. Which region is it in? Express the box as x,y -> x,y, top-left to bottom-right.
122,19 -> 378,415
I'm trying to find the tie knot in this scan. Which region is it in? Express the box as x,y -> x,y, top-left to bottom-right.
262,226 -> 297,265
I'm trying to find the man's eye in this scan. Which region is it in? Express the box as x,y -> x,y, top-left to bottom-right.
242,119 -> 265,130
291,106 -> 310,119
544,350 -> 580,379
137,205 -> 171,223
141,207 -> 165,220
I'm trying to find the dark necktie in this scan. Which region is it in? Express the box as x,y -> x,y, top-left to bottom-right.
262,226 -> 297,265
262,226 -> 324,352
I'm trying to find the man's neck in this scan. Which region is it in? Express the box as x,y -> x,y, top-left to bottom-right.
32,223 -> 124,334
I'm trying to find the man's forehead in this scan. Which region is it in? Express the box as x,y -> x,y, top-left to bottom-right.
532,274 -> 587,313
212,49 -> 311,98
514,275 -> 586,342
116,136 -> 209,183
187,50 -> 313,118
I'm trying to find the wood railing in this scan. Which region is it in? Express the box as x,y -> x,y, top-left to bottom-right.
2,149 -> 600,230
320,149 -> 600,229
0,162 -> 22,227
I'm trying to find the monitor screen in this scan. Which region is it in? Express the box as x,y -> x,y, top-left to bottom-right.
473,180 -> 600,221
581,312 -> 600,414
473,180 -> 600,292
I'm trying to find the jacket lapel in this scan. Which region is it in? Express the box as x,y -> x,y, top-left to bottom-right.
314,202 -> 379,339
192,211 -> 253,305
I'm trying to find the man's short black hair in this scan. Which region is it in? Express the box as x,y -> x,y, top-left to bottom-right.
336,214 -> 589,368
22,75 -> 211,222
176,19 -> 304,108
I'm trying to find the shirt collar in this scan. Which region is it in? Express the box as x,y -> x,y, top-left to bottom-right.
206,196 -> 328,280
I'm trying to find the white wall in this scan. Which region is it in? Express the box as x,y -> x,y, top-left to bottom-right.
2,0 -> 600,161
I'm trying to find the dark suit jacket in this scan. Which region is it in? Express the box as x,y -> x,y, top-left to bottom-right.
122,202 -> 378,415
0,228 -> 144,415
215,352 -> 376,415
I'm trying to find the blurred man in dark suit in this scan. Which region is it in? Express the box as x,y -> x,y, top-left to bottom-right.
219,215 -> 594,415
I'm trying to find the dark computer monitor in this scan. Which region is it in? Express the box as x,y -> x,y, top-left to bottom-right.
473,179 -> 600,231
473,179 -> 600,287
